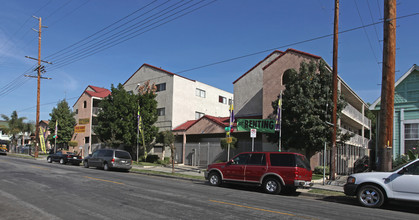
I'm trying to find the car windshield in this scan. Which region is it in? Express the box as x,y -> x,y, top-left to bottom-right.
391,160 -> 416,172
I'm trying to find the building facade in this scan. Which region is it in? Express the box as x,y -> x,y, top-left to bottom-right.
70,85 -> 111,157
123,64 -> 233,131
370,64 -> 419,158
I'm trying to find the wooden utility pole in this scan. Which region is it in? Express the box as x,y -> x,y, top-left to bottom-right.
377,0 -> 396,171
330,0 -> 339,181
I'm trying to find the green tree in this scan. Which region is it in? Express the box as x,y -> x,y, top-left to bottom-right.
1,111 -> 28,152
48,99 -> 76,150
268,61 -> 347,159
95,83 -> 159,158
157,130 -> 175,173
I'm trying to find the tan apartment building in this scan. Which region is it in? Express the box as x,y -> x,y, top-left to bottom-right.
233,48 -> 371,174
70,85 -> 111,157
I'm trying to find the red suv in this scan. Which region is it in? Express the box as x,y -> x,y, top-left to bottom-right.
205,152 -> 313,194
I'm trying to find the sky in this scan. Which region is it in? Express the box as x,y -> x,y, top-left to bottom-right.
0,0 -> 418,123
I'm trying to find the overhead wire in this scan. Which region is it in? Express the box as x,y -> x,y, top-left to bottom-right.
47,0 -> 213,71
366,0 -> 383,53
354,0 -> 381,71
175,12 -> 419,74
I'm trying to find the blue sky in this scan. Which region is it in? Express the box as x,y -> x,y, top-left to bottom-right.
0,0 -> 418,123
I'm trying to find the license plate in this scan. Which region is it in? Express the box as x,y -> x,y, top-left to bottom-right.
121,160 -> 126,163
73,157 -> 77,159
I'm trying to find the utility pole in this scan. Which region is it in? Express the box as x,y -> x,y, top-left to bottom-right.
26,16 -> 51,158
330,0 -> 339,181
377,0 -> 396,171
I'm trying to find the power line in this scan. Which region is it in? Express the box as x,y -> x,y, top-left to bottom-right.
47,0 -> 215,71
17,96 -> 78,112
175,12 -> 419,74
354,0 -> 381,71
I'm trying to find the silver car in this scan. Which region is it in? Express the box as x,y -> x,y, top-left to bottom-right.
84,149 -> 132,171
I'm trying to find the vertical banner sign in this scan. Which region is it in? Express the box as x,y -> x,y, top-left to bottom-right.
275,93 -> 282,131
229,102 -> 234,132
39,127 -> 46,153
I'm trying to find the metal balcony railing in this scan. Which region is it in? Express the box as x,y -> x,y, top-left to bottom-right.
342,104 -> 371,128
340,128 -> 370,148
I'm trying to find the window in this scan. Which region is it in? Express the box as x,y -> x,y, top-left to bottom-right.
247,153 -> 266,166
404,161 -> 419,175
83,101 -> 87,108
270,154 -> 295,167
157,108 -> 165,116
115,151 -> 131,159
75,109 -> 78,114
219,96 -> 227,104
156,83 -> 166,92
196,88 -> 206,98
231,153 -> 250,165
405,123 -> 419,139
195,111 -> 204,119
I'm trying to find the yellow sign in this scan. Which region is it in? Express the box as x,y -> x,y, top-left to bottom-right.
79,118 -> 90,124
39,128 -> 46,153
226,137 -> 233,144
74,126 -> 86,133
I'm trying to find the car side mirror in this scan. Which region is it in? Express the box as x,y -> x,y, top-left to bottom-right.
397,167 -> 407,175
227,159 -> 234,165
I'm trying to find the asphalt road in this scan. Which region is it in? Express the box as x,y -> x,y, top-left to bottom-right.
0,155 -> 418,220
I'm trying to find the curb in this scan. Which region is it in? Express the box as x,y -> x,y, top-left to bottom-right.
130,169 -> 205,183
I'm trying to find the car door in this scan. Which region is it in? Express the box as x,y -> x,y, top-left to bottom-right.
222,153 -> 250,181
390,161 -> 419,200
53,151 -> 62,162
244,153 -> 267,183
89,150 -> 100,167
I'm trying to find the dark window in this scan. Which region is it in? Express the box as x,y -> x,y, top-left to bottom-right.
247,153 -> 266,166
75,109 -> 78,114
219,96 -> 227,104
231,153 -> 250,165
115,151 -> 131,159
296,155 -> 311,169
156,83 -> 166,92
405,161 -> 419,175
92,151 -> 99,158
157,108 -> 165,116
104,150 -> 113,157
97,150 -> 106,157
83,101 -> 87,108
270,154 -> 295,167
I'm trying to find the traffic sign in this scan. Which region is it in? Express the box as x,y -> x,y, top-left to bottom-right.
250,129 -> 257,138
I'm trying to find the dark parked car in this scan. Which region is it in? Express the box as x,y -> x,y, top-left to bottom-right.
47,151 -> 82,165
84,149 -> 132,171
205,152 -> 313,194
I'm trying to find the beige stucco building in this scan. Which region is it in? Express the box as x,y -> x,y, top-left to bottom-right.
123,63 -> 233,131
70,85 -> 111,157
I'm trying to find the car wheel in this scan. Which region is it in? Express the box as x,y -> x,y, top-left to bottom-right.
262,178 -> 281,194
59,158 -> 65,164
47,157 -> 52,163
84,161 -> 89,168
357,185 -> 385,208
208,172 -> 222,186
103,163 -> 109,171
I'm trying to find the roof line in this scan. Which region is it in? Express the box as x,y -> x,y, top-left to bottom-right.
233,50 -> 283,84
262,48 -> 321,71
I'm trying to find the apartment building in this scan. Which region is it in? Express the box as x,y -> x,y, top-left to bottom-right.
233,48 -> 371,174
70,85 -> 111,156
370,64 -> 419,159
123,63 -> 233,131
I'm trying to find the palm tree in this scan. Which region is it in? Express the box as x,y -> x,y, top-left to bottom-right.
1,111 -> 26,153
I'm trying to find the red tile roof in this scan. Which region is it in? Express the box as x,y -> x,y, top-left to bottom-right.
173,115 -> 231,131
85,85 -> 111,98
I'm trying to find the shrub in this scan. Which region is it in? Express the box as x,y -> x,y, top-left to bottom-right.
314,166 -> 329,175
145,155 -> 159,163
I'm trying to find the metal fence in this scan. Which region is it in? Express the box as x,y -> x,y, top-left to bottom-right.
318,144 -> 369,175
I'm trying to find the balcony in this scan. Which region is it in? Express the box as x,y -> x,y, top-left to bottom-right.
340,128 -> 369,148
92,107 -> 100,115
342,104 -> 371,129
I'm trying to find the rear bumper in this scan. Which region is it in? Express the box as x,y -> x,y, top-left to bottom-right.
111,163 -> 132,170
294,180 -> 313,187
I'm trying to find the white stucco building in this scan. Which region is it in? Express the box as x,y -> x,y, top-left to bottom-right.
123,63 -> 233,131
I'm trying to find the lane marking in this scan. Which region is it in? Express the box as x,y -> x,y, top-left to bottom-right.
209,200 -> 318,220
84,176 -> 125,185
